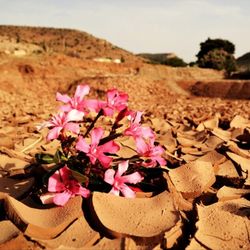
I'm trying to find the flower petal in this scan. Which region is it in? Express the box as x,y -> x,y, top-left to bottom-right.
56,92 -> 71,103
48,170 -> 65,192
124,123 -> 141,138
107,89 -> 117,102
98,153 -> 112,168
53,190 -> 72,206
40,192 -> 56,204
65,109 -> 84,122
102,107 -> 114,117
141,127 -> 155,139
133,111 -> 143,124
76,136 -> 90,153
120,172 -> 143,184
77,186 -> 90,198
59,104 -> 73,112
75,85 -> 90,101
64,122 -> 80,134
59,166 -> 71,183
47,126 -> 63,141
84,99 -> 101,113
109,187 -> 120,196
119,184 -> 136,198
152,145 -> 165,155
116,160 -> 129,178
135,137 -> 148,155
99,141 -> 120,154
104,169 -> 115,185
91,127 -> 104,146
70,181 -> 90,198
87,153 -> 97,165
154,156 -> 166,166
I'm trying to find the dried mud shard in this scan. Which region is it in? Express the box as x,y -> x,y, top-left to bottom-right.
0,177 -> 34,199
217,186 -> 250,201
39,217 -> 101,249
4,196 -> 83,239
169,160 -> 216,199
0,113 -> 249,249
188,199 -> 250,250
91,191 -> 181,238
0,220 -> 20,244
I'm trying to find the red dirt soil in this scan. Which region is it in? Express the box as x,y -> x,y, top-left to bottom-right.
0,26 -> 250,250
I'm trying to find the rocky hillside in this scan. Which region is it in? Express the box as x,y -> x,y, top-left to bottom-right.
229,52 -> 250,79
236,52 -> 250,71
137,53 -> 177,63
0,25 -> 143,63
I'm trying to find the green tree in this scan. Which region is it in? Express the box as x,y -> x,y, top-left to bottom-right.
196,38 -> 236,76
164,57 -> 187,67
197,38 -> 235,61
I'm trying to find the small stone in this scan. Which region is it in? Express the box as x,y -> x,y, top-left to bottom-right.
16,116 -> 30,125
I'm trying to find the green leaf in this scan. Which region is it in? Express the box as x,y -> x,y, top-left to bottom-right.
35,153 -> 54,164
53,150 -> 67,164
42,164 -> 64,184
71,169 -> 89,184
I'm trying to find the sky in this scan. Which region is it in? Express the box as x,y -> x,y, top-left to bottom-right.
0,0 -> 249,62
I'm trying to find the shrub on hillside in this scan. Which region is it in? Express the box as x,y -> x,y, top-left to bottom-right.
196,38 -> 237,76
199,49 -> 236,76
164,57 -> 187,67
197,38 -> 235,62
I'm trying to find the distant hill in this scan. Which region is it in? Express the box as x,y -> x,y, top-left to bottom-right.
230,52 -> 250,79
0,25 -> 142,63
137,53 -> 187,67
137,53 -> 176,62
237,52 -> 250,71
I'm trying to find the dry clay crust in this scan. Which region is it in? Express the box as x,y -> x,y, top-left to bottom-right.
91,191 -> 180,238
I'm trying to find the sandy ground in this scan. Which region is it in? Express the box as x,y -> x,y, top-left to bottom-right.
0,52 -> 250,249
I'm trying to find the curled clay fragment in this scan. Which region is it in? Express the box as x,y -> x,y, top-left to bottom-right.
91,191 -> 180,238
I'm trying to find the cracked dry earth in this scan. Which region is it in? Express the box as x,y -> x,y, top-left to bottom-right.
0,57 -> 250,249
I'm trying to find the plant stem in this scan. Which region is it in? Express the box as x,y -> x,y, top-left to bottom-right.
99,132 -> 122,145
83,109 -> 103,137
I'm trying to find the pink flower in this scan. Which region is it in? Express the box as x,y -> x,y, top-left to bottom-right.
56,84 -> 100,114
76,127 -> 120,168
38,110 -> 84,141
136,137 -> 166,167
124,111 -> 155,140
101,88 -> 128,116
40,166 -> 90,206
104,161 -> 143,198
56,84 -> 89,113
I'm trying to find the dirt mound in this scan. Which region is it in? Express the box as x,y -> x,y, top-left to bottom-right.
190,80 -> 250,99
0,25 -> 143,63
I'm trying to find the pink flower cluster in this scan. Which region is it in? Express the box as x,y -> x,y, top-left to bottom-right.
38,85 -> 166,206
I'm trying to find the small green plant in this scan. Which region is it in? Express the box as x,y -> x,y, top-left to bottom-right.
164,57 -> 187,67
